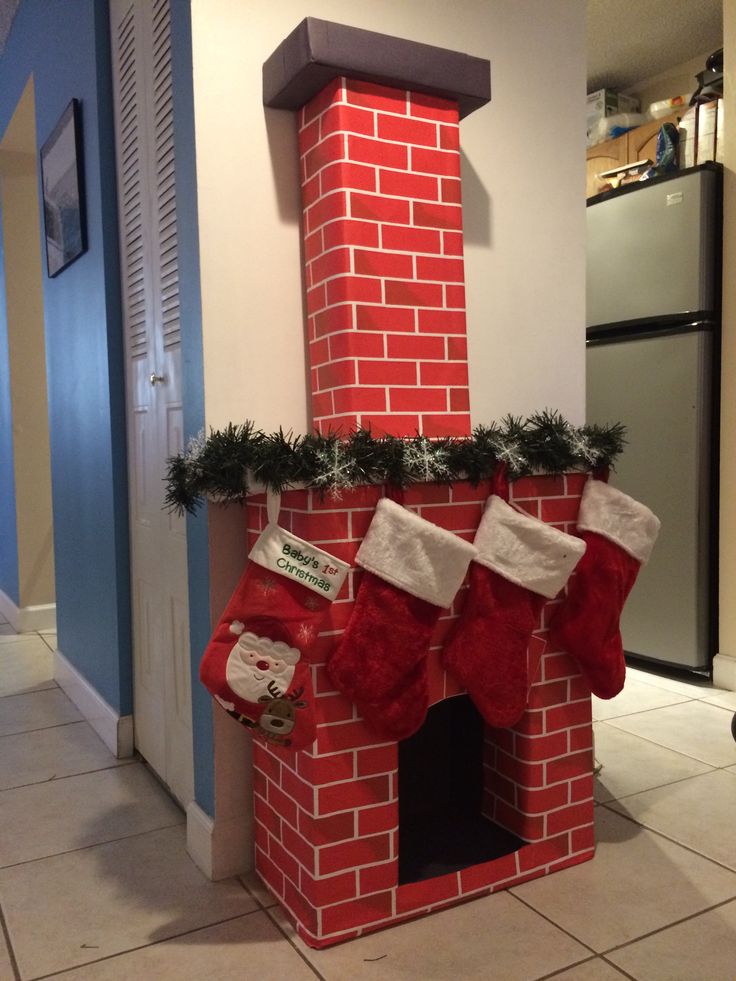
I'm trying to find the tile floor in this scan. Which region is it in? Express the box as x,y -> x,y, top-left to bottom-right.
1,613 -> 735,980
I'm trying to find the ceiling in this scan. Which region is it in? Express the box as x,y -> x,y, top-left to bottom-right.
587,0 -> 723,91
0,1 -> 725,96
0,0 -> 18,56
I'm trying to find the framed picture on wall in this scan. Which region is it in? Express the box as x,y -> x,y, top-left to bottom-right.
40,99 -> 87,277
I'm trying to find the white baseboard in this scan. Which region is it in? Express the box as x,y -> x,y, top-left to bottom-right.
713,653 -> 736,692
54,650 -> 134,758
0,590 -> 56,633
186,800 -> 253,881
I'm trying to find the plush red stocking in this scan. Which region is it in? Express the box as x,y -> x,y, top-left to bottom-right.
327,498 -> 477,741
549,478 -> 660,699
442,495 -> 586,728
200,514 -> 349,750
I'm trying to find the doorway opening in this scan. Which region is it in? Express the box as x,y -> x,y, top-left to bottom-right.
398,695 -> 526,885
0,76 -> 56,634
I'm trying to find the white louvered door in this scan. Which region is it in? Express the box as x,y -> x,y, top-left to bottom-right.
111,0 -> 194,807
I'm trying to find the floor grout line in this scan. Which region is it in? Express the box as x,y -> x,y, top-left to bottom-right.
598,720 -> 736,769
597,954 -> 640,980
0,820 -> 186,872
0,719 -> 88,740
595,764 -> 719,805
532,955 -> 599,981
27,909 -> 265,980
509,890 -> 599,957
0,685 -> 59,700
0,758 -> 138,794
599,800 -> 736,876
0,901 -> 21,981
599,894 -> 736,958
0,687 -> 67,703
264,905 -> 327,981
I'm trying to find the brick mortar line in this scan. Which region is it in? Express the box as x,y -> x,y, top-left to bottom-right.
305,242 -> 460,263
309,270 -> 465,290
298,99 -> 460,134
310,358 -> 466,370
300,99 -> 458,137
303,210 -> 457,238
308,295 -> 466,317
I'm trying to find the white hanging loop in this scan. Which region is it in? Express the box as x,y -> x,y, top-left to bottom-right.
266,488 -> 281,526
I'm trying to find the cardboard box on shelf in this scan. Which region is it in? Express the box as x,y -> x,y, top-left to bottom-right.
697,100 -> 718,163
617,92 -> 640,114
716,99 -> 725,164
587,88 -> 619,130
678,105 -> 698,168
587,89 -> 641,142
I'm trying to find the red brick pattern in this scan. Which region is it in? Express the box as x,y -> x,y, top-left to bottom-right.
249,474 -> 594,948
298,78 -> 471,437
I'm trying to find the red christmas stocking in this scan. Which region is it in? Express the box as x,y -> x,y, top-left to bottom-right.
549,478 -> 660,699
200,516 -> 349,750
443,495 -> 586,728
327,498 -> 477,741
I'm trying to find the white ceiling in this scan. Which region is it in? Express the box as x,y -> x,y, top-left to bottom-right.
0,2 -> 724,102
587,0 -> 723,91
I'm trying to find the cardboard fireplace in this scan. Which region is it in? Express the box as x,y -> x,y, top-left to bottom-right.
246,18 -> 595,948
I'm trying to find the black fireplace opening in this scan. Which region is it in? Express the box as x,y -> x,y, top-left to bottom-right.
398,695 -> 526,885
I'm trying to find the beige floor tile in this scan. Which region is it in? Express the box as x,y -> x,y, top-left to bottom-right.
626,665 -> 716,699
239,870 -> 279,909
0,720 -> 126,790
0,687 -> 82,736
592,677 -> 689,721
606,770 -> 736,871
41,911 -> 317,981
0,825 -> 257,979
510,808 -> 736,952
546,958 -> 630,980
269,890 -> 588,981
0,761 -> 183,867
593,722 -> 713,803
702,688 -> 736,712
0,635 -> 55,696
608,898 -> 736,981
605,700 -> 736,767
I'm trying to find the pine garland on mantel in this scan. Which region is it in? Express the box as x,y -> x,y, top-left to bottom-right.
164,411 -> 626,514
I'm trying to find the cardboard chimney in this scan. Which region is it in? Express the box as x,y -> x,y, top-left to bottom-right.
249,18 -> 595,948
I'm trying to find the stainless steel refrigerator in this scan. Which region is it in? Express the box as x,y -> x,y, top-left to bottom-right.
586,164 -> 722,671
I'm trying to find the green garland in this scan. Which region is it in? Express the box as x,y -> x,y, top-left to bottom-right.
165,411 -> 626,514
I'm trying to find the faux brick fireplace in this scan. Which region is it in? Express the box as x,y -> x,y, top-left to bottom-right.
248,478 -> 594,947
254,19 -> 595,947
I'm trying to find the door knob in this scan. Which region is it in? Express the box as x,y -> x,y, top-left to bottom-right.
150,373 -> 165,386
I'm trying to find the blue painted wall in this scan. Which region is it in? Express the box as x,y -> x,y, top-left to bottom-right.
170,0 -> 214,816
0,215 -> 19,606
0,0 -> 131,713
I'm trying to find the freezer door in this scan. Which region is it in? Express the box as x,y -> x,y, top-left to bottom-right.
586,329 -> 713,669
587,168 -> 718,329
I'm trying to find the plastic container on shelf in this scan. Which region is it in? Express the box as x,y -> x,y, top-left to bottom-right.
587,112 -> 646,148
648,94 -> 690,119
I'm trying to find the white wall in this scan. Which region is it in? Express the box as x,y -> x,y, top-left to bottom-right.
190,0 -> 587,432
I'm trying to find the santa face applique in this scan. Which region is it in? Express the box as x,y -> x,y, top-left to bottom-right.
224,622 -> 301,704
